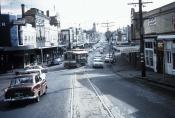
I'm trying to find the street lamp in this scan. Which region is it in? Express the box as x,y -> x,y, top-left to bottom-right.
38,47 -> 43,66
36,18 -> 45,66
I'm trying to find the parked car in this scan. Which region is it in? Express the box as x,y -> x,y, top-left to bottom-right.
93,58 -> 104,68
104,54 -> 116,63
4,73 -> 47,104
50,58 -> 62,65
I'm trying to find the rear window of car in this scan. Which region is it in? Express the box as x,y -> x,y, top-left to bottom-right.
11,76 -> 33,86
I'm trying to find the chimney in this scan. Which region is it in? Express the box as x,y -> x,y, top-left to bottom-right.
21,4 -> 25,18
46,10 -> 49,17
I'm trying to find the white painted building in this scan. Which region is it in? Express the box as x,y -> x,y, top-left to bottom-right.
20,24 -> 36,47
144,2 -> 175,74
61,29 -> 74,49
157,35 -> 175,75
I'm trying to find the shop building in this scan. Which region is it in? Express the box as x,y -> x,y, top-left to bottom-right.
143,2 -> 175,74
0,4 -> 61,73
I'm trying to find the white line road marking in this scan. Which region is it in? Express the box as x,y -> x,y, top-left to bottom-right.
83,67 -> 115,118
84,66 -> 126,118
70,72 -> 75,118
86,78 -> 116,118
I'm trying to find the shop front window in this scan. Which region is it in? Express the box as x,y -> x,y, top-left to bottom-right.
167,51 -> 171,63
173,53 -> 175,69
145,50 -> 153,67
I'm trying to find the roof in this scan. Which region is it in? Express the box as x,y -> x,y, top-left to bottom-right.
144,2 -> 175,18
15,73 -> 36,78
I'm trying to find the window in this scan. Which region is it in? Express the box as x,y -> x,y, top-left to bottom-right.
25,36 -> 27,41
173,53 -> 175,69
167,51 -> 171,63
149,51 -> 153,66
172,16 -> 175,30
1,22 -> 6,26
173,40 -> 175,44
11,77 -> 33,86
145,50 -> 153,67
145,42 -> 153,48
35,76 -> 41,83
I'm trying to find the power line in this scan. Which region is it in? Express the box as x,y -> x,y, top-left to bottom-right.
101,22 -> 115,31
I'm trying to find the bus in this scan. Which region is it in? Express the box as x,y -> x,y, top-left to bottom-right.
64,48 -> 88,68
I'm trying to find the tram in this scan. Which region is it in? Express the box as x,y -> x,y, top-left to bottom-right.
63,48 -> 88,68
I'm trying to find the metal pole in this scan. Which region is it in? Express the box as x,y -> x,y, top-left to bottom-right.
39,23 -> 43,66
68,30 -> 71,50
128,0 -> 152,77
40,48 -> 43,66
139,0 -> 146,77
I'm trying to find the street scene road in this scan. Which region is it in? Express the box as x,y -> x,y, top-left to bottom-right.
1,40 -> 175,118
1,1 -> 175,118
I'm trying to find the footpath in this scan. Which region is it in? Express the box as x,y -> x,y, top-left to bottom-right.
111,55 -> 175,90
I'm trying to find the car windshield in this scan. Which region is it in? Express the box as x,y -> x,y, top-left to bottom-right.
25,70 -> 40,75
11,76 -> 33,86
24,66 -> 32,70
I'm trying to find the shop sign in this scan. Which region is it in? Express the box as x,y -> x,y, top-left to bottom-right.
157,41 -> 164,51
148,17 -> 156,26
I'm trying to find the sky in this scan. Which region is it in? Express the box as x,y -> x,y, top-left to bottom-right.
1,0 -> 175,32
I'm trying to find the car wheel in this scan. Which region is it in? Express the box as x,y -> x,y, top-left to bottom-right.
43,86 -> 47,95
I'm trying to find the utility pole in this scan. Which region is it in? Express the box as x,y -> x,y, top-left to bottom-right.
101,22 -> 115,31
101,22 -> 115,42
101,22 -> 115,63
128,0 -> 152,77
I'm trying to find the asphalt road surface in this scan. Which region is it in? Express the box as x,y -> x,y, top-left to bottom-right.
0,44 -> 175,118
0,69 -> 73,118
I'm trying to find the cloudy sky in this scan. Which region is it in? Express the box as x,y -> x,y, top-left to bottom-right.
1,0 -> 175,31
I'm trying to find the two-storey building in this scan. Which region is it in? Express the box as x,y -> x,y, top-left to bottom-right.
143,2 -> 175,75
0,4 -> 61,72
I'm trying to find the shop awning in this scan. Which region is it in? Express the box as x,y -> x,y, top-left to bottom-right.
157,35 -> 175,40
73,51 -> 88,54
5,45 -> 35,51
115,45 -> 140,53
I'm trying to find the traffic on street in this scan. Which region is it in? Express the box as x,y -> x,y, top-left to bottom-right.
1,1 -> 175,118
0,38 -> 175,118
